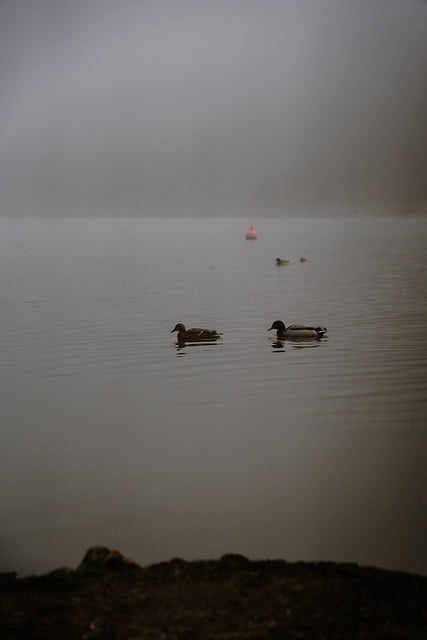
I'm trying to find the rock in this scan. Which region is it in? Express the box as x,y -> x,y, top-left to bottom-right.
219,553 -> 249,564
79,546 -> 111,567
77,546 -> 142,575
103,550 -> 141,572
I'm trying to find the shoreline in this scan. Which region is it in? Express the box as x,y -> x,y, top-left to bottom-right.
1,546 -> 426,639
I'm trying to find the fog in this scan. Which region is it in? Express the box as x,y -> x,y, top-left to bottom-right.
0,0 -> 426,216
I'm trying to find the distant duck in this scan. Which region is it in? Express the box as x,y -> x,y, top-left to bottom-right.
299,256 -> 308,262
276,258 -> 290,265
171,323 -> 222,341
268,320 -> 328,339
245,224 -> 257,239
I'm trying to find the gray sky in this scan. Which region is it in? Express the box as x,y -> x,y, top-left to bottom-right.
0,0 -> 426,215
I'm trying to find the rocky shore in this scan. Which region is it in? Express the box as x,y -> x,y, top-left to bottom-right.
1,546 -> 426,639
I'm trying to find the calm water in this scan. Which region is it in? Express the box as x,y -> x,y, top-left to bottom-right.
1,215 -> 426,576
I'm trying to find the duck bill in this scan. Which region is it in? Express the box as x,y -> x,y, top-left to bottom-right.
267,325 -> 273,331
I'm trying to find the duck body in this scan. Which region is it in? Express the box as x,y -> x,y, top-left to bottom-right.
268,320 -> 327,339
171,323 -> 222,341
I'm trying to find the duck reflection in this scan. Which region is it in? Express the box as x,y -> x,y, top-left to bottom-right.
288,337 -> 327,349
269,334 -> 327,352
174,337 -> 223,356
271,340 -> 286,352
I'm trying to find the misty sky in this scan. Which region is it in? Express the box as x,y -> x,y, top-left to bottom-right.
0,0 -> 426,215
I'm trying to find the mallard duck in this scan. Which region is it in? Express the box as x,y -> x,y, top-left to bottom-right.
268,320 -> 327,339
276,258 -> 290,265
171,323 -> 222,341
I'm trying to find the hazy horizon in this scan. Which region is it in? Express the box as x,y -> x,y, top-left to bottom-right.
0,0 -> 426,216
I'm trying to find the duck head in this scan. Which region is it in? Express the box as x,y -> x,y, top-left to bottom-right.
171,323 -> 186,333
268,320 -> 286,333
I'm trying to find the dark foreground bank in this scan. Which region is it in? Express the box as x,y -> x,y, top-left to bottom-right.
1,547 -> 426,640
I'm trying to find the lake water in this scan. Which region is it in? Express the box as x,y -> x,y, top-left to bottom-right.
0,215 -> 426,576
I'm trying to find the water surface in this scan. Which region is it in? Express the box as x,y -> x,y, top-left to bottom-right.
0,215 -> 426,575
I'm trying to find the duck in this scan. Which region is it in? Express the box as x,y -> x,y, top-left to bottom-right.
268,319 -> 327,339
171,323 -> 222,341
275,258 -> 290,265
